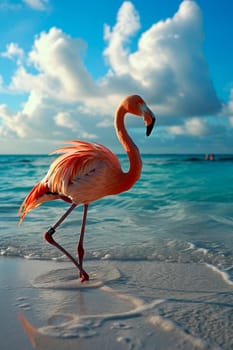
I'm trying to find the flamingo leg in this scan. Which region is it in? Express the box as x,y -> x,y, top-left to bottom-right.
77,204 -> 89,282
44,203 -> 89,282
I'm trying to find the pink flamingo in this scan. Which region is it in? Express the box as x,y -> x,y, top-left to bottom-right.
18,95 -> 155,282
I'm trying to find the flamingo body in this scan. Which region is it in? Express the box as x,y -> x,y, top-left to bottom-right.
19,141 -> 125,222
18,95 -> 156,281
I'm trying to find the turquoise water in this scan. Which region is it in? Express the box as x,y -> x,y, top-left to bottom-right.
1,154 -> 233,280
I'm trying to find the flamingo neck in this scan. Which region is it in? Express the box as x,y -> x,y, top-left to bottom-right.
115,105 -> 142,191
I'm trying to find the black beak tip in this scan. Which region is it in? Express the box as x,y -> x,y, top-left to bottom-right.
146,117 -> 156,136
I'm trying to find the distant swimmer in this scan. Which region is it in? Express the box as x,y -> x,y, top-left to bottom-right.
209,154 -> 215,161
205,153 -> 215,161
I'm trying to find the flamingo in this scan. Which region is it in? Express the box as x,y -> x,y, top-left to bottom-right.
18,95 -> 156,282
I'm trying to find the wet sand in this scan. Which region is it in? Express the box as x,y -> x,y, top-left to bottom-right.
0,257 -> 233,350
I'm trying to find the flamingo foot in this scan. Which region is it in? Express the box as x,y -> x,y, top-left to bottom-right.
80,270 -> 89,282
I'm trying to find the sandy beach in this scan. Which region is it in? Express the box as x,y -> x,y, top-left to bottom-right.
0,257 -> 233,350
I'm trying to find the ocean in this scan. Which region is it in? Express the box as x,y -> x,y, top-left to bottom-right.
1,153 -> 233,282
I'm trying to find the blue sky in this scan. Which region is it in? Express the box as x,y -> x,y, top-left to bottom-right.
0,0 -> 233,154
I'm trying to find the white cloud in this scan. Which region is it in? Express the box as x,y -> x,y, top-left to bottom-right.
228,92 -> 233,125
54,111 -> 77,129
219,88 -> 233,127
23,0 -> 48,11
1,42 -> 24,64
27,27 -> 97,100
0,104 -> 28,137
104,1 -> 221,117
0,97 -> 99,142
226,88 -> 233,114
168,118 -> 208,136
0,75 -> 4,91
104,1 -> 140,75
0,0 -> 49,11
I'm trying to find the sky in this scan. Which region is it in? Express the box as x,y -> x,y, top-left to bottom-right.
0,0 -> 233,154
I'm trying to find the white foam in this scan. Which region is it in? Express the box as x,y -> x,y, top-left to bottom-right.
18,303 -> 31,310
196,247 -> 208,255
38,285 -> 164,339
1,246 -> 20,256
183,242 -> 195,251
101,253 -> 111,260
205,263 -> 233,286
149,315 -> 211,350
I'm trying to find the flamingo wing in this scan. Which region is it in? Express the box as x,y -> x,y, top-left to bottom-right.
45,140 -> 122,204
19,141 -> 122,222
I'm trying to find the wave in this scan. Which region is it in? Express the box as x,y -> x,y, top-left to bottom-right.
1,238 -> 233,285
205,264 -> 233,287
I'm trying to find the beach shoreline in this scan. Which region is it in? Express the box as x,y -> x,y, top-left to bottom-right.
1,257 -> 233,350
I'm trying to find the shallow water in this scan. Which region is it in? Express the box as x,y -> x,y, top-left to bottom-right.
1,153 -> 233,281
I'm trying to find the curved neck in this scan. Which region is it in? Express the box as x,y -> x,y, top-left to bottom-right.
115,105 -> 142,191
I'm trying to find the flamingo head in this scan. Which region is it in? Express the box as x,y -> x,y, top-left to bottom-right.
122,95 -> 156,136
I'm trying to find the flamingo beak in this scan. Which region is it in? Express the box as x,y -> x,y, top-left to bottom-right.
144,108 -> 156,136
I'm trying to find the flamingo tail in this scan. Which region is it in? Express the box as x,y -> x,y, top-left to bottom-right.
18,181 -> 59,224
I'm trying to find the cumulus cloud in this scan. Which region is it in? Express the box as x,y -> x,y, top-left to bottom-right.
103,0 -> 221,117
0,96 -> 99,142
12,27 -> 97,100
104,1 -> 140,75
0,0 -> 228,154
